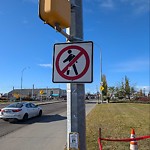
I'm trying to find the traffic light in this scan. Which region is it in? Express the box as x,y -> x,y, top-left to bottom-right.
39,0 -> 71,29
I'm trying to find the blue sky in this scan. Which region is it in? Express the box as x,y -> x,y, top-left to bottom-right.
0,0 -> 149,94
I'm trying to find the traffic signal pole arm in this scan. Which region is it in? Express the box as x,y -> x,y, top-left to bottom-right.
54,23 -> 71,41
54,23 -> 82,42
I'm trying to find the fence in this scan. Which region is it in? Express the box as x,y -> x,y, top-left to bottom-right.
98,128 -> 150,150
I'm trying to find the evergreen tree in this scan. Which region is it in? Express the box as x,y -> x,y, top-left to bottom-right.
102,74 -> 108,96
125,76 -> 130,99
108,86 -> 115,98
130,87 -> 135,95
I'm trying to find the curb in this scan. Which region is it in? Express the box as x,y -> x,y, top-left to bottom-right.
0,100 -> 66,107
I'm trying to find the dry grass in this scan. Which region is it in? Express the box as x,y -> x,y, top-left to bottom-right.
86,103 -> 150,150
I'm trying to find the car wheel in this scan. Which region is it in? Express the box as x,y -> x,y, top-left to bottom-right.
38,110 -> 42,117
23,113 -> 28,121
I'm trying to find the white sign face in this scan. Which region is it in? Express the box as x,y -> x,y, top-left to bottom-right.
69,132 -> 79,149
52,41 -> 93,83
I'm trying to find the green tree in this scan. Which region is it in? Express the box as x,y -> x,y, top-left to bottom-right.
139,89 -> 143,96
102,74 -> 108,96
117,80 -> 125,99
125,76 -> 130,99
109,76 -> 135,100
115,87 -> 119,98
130,87 -> 135,95
108,86 -> 115,98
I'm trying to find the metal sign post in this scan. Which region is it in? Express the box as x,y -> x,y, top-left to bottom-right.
67,0 -> 86,150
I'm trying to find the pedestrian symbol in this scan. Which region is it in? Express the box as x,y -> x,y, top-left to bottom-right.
53,41 -> 93,83
63,49 -> 78,75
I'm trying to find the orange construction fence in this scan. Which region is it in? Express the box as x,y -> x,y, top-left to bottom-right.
98,128 -> 150,150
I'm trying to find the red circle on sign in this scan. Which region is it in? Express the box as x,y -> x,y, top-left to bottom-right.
56,45 -> 90,81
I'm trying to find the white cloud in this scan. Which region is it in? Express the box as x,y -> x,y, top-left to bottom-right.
100,0 -> 115,9
136,86 -> 150,95
121,0 -> 150,14
112,59 -> 149,72
85,0 -> 149,14
38,64 -> 53,68
88,0 -> 115,9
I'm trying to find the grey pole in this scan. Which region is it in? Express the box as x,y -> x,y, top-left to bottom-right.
32,84 -> 34,99
20,67 -> 26,101
67,0 -> 86,150
20,67 -> 30,101
46,86 -> 48,101
100,49 -> 103,103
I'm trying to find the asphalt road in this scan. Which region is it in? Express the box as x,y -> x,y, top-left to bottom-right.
0,101 -> 67,138
0,100 -> 96,150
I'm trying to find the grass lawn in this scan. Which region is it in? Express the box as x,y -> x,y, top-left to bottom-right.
86,103 -> 150,150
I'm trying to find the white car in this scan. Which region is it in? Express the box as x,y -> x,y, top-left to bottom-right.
0,102 -> 42,122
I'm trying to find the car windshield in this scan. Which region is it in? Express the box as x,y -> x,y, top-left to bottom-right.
6,103 -> 24,108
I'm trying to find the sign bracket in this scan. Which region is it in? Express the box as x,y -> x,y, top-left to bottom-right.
54,23 -> 82,42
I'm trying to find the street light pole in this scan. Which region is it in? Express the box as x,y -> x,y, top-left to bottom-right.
100,48 -> 103,103
20,67 -> 29,101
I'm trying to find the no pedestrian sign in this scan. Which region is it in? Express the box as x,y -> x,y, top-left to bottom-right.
52,41 -> 93,83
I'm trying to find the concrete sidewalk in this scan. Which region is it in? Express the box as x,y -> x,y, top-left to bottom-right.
0,102 -> 96,150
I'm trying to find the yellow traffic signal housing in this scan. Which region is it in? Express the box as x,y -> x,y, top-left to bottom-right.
39,0 -> 71,29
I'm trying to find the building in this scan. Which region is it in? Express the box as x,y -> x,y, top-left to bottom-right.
8,88 -> 66,100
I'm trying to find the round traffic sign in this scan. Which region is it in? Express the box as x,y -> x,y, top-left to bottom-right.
55,45 -> 90,81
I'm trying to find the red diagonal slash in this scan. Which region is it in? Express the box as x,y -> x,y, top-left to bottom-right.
61,51 -> 83,74
55,45 -> 90,81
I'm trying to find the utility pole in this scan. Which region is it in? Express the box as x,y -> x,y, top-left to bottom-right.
20,67 -> 26,101
20,66 -> 30,101
32,84 -> 34,99
66,0 -> 86,150
46,86 -> 48,101
100,49 -> 103,103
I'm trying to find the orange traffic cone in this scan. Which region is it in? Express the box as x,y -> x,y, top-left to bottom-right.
130,128 -> 138,150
